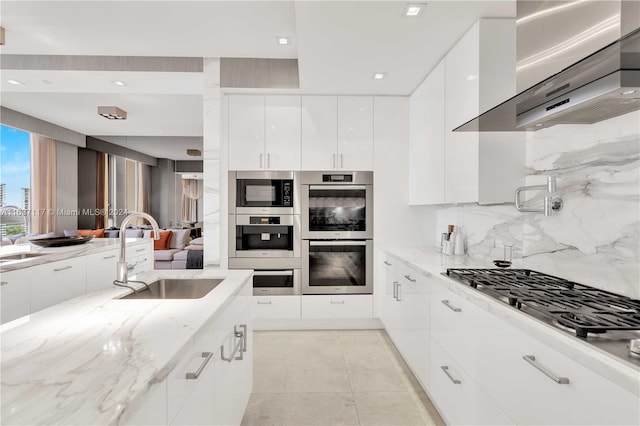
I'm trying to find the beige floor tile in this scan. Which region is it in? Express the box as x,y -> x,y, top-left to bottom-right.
284,357 -> 352,393
337,329 -> 383,345
342,343 -> 410,392
242,392 -> 359,426
353,392 -> 432,426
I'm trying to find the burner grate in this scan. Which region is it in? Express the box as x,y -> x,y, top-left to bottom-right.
446,268 -> 640,338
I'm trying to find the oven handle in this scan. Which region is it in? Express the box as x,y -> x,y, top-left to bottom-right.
253,270 -> 294,276
308,185 -> 367,191
309,241 -> 367,246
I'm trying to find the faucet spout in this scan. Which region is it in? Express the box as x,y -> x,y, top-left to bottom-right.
116,212 -> 160,285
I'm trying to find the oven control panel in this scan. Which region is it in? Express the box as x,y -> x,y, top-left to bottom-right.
283,181 -> 292,207
250,216 -> 281,224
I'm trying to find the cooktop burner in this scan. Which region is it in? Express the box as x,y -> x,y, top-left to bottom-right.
445,268 -> 640,338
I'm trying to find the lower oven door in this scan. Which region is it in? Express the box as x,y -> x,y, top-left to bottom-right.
302,240 -> 373,294
253,269 -> 301,295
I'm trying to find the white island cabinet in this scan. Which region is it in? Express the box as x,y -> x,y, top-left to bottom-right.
0,268 -> 31,324
377,248 -> 640,426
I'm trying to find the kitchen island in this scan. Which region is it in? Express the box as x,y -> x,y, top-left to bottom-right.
0,268 -> 253,425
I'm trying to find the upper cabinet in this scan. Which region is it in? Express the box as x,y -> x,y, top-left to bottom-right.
410,19 -> 525,205
301,96 -> 374,171
228,95 -> 302,171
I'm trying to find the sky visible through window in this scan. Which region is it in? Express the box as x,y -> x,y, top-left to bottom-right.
0,125 -> 31,208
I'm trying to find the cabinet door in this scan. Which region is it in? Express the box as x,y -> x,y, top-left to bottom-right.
120,380 -> 167,426
410,59 -> 445,205
30,256 -> 86,313
0,268 -> 31,324
127,242 -> 153,276
85,249 -> 118,293
301,96 -> 338,170
338,96 -> 373,171
265,96 -> 301,170
229,95 -> 265,171
251,295 -> 301,319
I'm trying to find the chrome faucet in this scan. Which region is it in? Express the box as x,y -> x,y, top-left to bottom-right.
515,176 -> 563,217
115,212 -> 159,286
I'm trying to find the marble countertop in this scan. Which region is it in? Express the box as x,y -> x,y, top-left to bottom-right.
0,238 -> 149,272
383,246 -> 640,396
0,268 -> 253,425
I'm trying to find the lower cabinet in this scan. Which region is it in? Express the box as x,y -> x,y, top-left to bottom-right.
0,268 -> 31,324
301,295 -> 373,319
30,256 -> 87,312
251,295 -> 301,319
85,249 -> 119,293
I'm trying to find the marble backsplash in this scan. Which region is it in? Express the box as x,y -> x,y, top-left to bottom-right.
435,111 -> 640,298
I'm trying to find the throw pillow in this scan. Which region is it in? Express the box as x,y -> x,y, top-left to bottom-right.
168,229 -> 191,250
78,229 -> 105,238
190,237 -> 204,245
185,244 -> 204,251
150,230 -> 172,250
124,229 -> 143,238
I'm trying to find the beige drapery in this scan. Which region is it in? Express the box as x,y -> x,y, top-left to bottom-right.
137,163 -> 151,214
30,135 -> 56,234
181,179 -> 202,222
95,152 -> 108,229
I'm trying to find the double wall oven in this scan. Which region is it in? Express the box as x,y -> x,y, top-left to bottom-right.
299,172 -> 373,295
229,171 -> 301,295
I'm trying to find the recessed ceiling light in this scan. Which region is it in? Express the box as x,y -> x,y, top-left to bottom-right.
113,80 -> 127,86
373,72 -> 386,80
403,3 -> 427,17
98,106 -> 127,120
466,75 -> 477,81
7,80 -> 23,85
621,89 -> 636,95
276,36 -> 290,45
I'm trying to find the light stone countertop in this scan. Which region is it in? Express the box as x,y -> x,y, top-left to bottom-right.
0,238 -> 150,273
383,246 -> 640,396
0,268 -> 253,425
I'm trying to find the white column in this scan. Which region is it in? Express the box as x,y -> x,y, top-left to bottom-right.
202,58 -> 224,267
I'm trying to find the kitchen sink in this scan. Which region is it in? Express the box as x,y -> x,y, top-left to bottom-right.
117,278 -> 223,300
0,252 -> 45,263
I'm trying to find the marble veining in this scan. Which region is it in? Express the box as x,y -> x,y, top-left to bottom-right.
0,269 -> 252,425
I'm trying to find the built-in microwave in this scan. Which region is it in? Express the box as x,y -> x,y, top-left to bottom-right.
230,171 -> 297,215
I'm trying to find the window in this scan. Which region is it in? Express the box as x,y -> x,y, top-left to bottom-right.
0,125 -> 31,237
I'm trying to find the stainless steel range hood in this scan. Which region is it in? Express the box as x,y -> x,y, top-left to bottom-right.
455,1 -> 640,132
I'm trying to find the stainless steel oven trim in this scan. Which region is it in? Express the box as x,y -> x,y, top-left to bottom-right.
229,214 -> 301,258
235,215 -> 296,226
298,171 -> 373,185
302,239 -> 373,295
253,269 -> 301,295
309,240 -> 366,246
236,171 -> 294,180
301,184 -> 373,240
308,185 -> 367,191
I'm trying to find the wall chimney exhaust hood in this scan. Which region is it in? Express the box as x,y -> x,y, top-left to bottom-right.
455,27 -> 640,132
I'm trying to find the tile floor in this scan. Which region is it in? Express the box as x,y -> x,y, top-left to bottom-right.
241,329 -> 445,426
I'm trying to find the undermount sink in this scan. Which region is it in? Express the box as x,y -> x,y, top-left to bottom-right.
117,278 -> 223,300
0,252 -> 45,263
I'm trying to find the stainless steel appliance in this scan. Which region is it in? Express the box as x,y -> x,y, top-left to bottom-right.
252,269 -> 301,296
299,171 -> 373,240
445,268 -> 640,367
230,171 -> 297,215
302,240 -> 373,295
229,214 -> 300,258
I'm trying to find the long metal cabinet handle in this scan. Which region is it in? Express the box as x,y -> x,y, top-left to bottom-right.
257,300 -> 273,305
404,274 -> 416,282
267,153 -> 271,169
136,248 -> 145,252
397,282 -> 402,302
221,325 -> 245,363
0,281 -> 8,286
254,270 -> 294,276
332,154 -> 336,168
186,352 -> 213,380
310,240 -> 367,246
441,366 -> 461,384
522,355 -> 570,384
309,185 -> 367,191
103,255 -> 116,259
340,153 -> 344,168
53,266 -> 72,272
441,299 -> 461,312
330,300 -> 345,304
238,324 -> 247,354
383,260 -> 392,266
260,153 -> 263,169
392,281 -> 398,300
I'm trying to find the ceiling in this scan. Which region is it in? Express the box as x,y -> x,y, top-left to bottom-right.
0,0 -> 515,160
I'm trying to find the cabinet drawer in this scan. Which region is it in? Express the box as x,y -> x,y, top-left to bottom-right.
251,295 -> 301,319
1,269 -> 31,324
429,339 -> 512,426
30,256 -> 87,312
301,294 -> 373,319
85,250 -> 119,293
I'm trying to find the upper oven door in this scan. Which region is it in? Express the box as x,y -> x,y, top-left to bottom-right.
233,171 -> 295,215
301,184 -> 373,239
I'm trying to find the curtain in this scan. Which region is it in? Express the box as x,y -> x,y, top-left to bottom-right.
30,135 -> 56,234
95,152 -> 108,229
137,163 -> 151,215
181,179 -> 202,223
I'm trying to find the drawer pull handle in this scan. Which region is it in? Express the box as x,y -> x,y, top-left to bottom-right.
221,324 -> 246,362
441,299 -> 461,312
330,300 -> 345,304
404,274 -> 416,282
257,301 -> 272,305
396,282 -> 402,302
441,366 -> 461,384
136,248 -> 145,253
53,266 -> 72,272
523,355 -> 570,384
0,281 -> 8,286
186,352 -> 213,380
383,260 -> 392,266
103,255 -> 116,260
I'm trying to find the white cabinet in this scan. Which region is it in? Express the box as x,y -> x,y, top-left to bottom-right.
409,59 -> 445,205
0,268 -> 31,324
29,256 -> 86,313
120,381 -> 167,426
265,96 -> 301,170
85,248 -> 119,293
251,295 -> 301,319
302,96 -> 373,171
126,242 -> 153,276
228,95 -> 302,171
409,19 -> 524,205
301,295 -> 373,319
